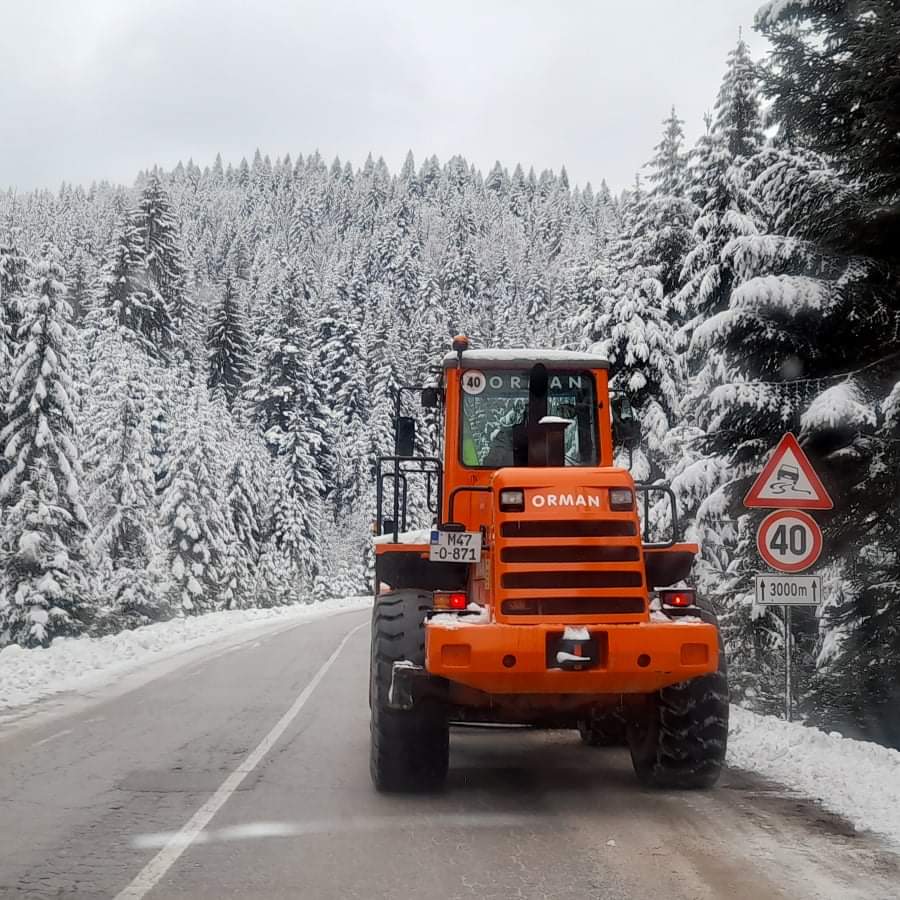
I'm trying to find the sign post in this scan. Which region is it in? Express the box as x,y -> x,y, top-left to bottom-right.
745,433 -> 832,722
755,575 -> 823,721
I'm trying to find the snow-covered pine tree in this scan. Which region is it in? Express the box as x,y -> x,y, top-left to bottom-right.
0,250 -> 93,647
756,0 -> 900,209
753,0 -> 900,741
714,35 -> 766,160
678,40 -> 765,367
647,107 -> 690,198
249,263 -> 327,595
314,286 -> 368,519
65,247 -> 103,323
270,412 -> 325,598
249,263 -> 319,440
639,107 -> 697,297
137,171 -> 188,327
582,254 -> 683,482
667,39 -> 770,704
0,229 -> 29,353
673,40 -> 766,475
0,230 -> 30,483
83,325 -> 166,629
156,384 -> 229,614
221,431 -> 268,609
206,266 -> 253,408
98,213 -> 174,358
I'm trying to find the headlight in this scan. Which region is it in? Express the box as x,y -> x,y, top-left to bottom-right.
609,488 -> 634,511
499,489 -> 525,512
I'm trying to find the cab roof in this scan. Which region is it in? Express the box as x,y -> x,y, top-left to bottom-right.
442,348 -> 610,370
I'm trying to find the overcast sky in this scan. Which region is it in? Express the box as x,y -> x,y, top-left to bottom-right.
1,1 -> 768,193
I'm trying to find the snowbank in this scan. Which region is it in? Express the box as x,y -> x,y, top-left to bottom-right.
0,596 -> 372,713
728,705 -> 900,845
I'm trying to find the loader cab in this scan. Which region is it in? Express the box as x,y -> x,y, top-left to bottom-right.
440,348 -> 615,529
457,367 -> 601,469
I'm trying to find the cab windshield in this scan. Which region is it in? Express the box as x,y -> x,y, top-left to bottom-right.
460,368 -> 598,468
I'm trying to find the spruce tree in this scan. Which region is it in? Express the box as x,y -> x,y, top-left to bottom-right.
647,107 -> 690,197
270,414 -> 325,594
207,268 -> 253,408
751,1 -> 900,740
757,0 -> 900,211
714,36 -> 766,160
0,250 -> 92,646
157,385 -> 229,614
678,40 -> 766,418
137,172 -> 187,310
315,291 -> 367,518
582,253 -> 683,481
249,264 -> 327,593
0,231 -> 29,482
99,214 -> 174,357
83,325 -> 166,629
640,107 -> 697,296
0,229 -> 28,352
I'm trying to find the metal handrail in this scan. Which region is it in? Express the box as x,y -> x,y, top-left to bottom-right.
634,483 -> 680,548
376,455 -> 443,543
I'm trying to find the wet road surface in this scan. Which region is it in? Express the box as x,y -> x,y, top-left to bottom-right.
1,608 -> 898,899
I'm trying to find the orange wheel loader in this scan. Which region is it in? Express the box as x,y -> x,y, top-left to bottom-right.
370,337 -> 728,792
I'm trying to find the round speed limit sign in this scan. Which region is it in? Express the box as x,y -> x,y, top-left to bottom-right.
756,510 -> 822,573
461,370 -> 486,395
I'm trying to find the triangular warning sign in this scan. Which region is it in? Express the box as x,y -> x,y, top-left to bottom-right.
744,433 -> 833,510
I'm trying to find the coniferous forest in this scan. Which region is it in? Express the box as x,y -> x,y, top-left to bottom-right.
1,4 -> 898,746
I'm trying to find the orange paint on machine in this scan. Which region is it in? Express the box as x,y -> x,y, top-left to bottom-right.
370,338 -> 727,793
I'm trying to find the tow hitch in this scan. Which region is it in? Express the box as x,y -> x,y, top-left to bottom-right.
547,627 -> 602,671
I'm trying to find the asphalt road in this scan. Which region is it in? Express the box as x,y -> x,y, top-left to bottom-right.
1,607 -> 898,900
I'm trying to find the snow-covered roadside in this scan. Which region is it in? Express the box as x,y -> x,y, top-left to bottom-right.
728,705 -> 900,846
0,596 -> 372,713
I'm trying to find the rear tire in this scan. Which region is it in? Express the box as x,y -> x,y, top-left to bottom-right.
369,590 -> 449,792
628,643 -> 729,789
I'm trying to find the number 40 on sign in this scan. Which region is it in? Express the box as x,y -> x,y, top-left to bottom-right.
756,509 -> 823,573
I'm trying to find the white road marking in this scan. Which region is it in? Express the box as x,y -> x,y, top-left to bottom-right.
114,621 -> 367,900
131,814 -> 538,848
34,728 -> 73,747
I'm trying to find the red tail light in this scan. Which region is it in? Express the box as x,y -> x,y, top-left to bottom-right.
434,591 -> 469,611
659,589 -> 696,608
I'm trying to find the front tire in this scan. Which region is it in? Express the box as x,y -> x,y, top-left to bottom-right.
628,644 -> 729,789
369,590 -> 449,792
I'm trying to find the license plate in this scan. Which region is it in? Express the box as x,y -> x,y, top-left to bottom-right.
429,529 -> 482,563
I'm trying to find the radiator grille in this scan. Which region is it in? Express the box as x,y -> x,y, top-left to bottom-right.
502,570 -> 643,590
500,545 -> 639,564
502,597 -> 645,616
501,520 -> 636,539
497,511 -> 646,620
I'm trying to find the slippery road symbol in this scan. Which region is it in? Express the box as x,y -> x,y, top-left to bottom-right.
768,464 -> 812,495
744,434 -> 833,510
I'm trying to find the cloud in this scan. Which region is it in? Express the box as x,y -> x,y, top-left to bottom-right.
0,0 -> 769,191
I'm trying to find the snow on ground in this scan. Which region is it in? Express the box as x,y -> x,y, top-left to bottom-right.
0,596 -> 372,713
728,705 -> 900,846
372,528 -> 432,545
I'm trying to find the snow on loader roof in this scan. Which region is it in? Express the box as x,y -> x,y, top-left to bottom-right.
441,348 -> 609,369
